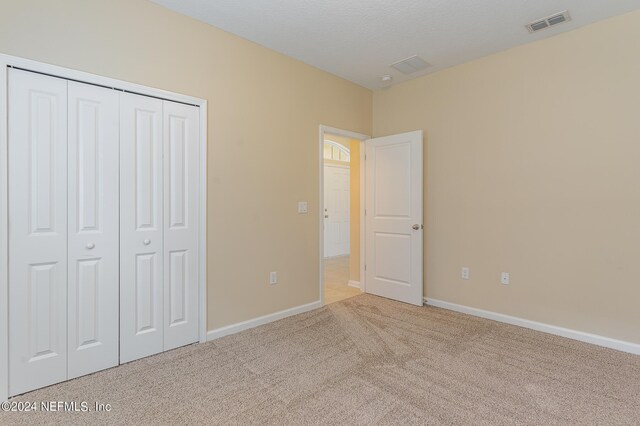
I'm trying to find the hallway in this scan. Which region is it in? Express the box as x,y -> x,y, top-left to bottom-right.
323,256 -> 361,304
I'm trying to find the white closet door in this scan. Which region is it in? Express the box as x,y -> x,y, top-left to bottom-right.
323,165 -> 350,258
67,81 -> 119,378
120,92 -> 164,363
163,101 -> 199,350
8,69 -> 68,395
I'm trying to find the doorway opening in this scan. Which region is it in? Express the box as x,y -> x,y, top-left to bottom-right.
319,126 -> 369,305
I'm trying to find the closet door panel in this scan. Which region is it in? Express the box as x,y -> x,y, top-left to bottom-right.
163,101 -> 199,350
8,69 -> 68,396
67,81 -> 119,378
120,92 -> 164,363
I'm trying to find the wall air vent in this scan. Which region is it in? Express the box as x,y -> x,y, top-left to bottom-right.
526,11 -> 571,33
389,55 -> 431,75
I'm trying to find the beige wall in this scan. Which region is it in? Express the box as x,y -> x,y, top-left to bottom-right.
0,0 -> 372,330
373,11 -> 640,344
4,0 -> 638,345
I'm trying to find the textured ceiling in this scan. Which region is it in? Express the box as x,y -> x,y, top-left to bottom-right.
150,0 -> 640,89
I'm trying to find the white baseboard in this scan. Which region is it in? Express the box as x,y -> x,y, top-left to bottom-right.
348,280 -> 361,290
207,300 -> 322,341
425,298 -> 640,356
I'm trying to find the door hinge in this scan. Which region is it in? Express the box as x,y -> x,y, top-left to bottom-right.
365,264 -> 367,271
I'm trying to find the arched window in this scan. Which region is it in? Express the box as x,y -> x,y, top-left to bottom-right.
323,140 -> 350,162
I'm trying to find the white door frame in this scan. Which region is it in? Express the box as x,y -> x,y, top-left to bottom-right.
319,125 -> 369,306
0,54 -> 208,402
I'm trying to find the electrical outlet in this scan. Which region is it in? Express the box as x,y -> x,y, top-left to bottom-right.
269,271 -> 277,285
461,267 -> 470,280
501,272 -> 510,285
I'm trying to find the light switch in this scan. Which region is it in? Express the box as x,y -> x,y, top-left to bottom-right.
298,201 -> 308,214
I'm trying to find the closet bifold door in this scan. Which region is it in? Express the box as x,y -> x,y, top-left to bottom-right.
163,101 -> 199,350
119,92 -> 164,363
67,81 -> 119,379
8,69 -> 68,396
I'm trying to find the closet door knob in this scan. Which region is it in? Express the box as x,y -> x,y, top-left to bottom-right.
143,239 -> 151,246
86,243 -> 95,249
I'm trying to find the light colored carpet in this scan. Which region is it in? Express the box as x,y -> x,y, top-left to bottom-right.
2,294 -> 639,425
324,256 -> 361,304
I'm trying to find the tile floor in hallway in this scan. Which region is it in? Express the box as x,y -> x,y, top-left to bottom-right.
324,256 -> 361,304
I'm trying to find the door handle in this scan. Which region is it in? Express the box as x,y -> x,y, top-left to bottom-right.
412,224 -> 421,230
86,243 -> 95,249
143,239 -> 151,245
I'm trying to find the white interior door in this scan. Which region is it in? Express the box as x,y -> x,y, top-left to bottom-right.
365,131 -> 423,306
120,92 -> 164,363
323,165 -> 350,258
8,69 -> 68,395
5,63 -> 205,396
67,81 -> 119,378
163,101 -> 199,350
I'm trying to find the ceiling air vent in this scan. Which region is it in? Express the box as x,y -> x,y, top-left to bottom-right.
389,55 -> 431,75
526,11 -> 571,33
